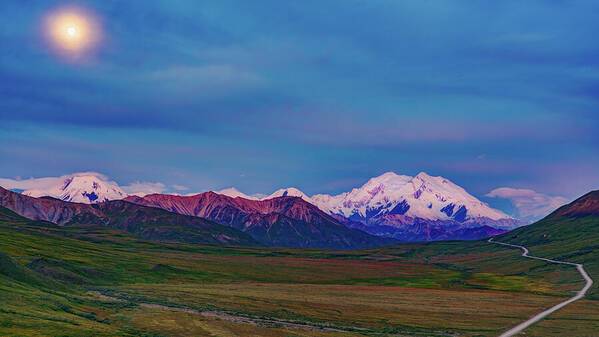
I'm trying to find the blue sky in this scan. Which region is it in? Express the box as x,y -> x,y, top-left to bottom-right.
1,1 -> 598,216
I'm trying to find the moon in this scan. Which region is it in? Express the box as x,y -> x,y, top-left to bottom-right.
44,6 -> 102,58
66,26 -> 78,37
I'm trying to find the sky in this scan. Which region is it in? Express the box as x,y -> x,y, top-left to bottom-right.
1,1 -> 598,219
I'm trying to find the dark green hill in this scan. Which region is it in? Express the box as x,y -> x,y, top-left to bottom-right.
498,190 -> 599,297
68,200 -> 259,246
0,206 -> 29,222
0,252 -> 45,287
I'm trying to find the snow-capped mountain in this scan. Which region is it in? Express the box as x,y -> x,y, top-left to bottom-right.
216,187 -> 258,200
209,172 -> 518,241
22,174 -> 126,204
263,187 -> 314,203
312,172 -> 511,224
308,171 -> 519,241
216,187 -> 314,203
212,172 -> 517,233
312,172 -> 411,219
4,170 -> 519,241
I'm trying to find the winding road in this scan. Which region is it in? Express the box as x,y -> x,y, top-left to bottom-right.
488,238 -> 594,337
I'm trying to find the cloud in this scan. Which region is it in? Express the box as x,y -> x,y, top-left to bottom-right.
121,182 -> 167,197
171,184 -> 189,191
486,187 -> 569,220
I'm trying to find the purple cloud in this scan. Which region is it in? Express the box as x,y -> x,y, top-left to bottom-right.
486,187 -> 569,221
121,181 -> 167,196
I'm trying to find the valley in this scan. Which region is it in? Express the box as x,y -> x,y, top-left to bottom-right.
1,183 -> 598,336
1,201 -> 596,336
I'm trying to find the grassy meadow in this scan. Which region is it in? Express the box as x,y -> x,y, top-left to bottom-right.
0,208 -> 596,336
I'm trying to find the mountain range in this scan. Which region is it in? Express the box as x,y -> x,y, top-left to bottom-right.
0,186 -> 255,246
124,192 -> 395,248
195,172 -> 520,241
312,172 -> 519,241
0,186 -> 391,249
5,171 -> 521,242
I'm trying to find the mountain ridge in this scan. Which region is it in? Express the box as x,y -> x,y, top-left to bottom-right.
0,186 -> 256,246
3,171 -> 519,242
124,192 -> 396,249
311,172 -> 512,221
310,172 -> 518,241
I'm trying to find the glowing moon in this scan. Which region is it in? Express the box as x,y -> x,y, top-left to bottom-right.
66,26 -> 78,37
44,7 -> 101,57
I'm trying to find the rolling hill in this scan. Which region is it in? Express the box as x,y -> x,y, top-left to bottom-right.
498,190 -> 599,297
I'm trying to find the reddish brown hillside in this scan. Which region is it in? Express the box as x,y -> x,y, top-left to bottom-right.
0,186 -> 98,224
0,186 -> 255,246
125,193 -> 394,249
549,191 -> 599,218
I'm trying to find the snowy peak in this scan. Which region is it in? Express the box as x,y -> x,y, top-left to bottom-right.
373,171 -> 414,184
265,187 -> 310,200
214,187 -> 312,202
313,172 -> 411,219
312,172 -> 413,220
311,171 -> 511,223
9,170 -> 512,227
359,172 -> 413,197
249,172 -> 495,223
404,173 -> 510,220
23,174 -> 126,204
216,187 -> 258,200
